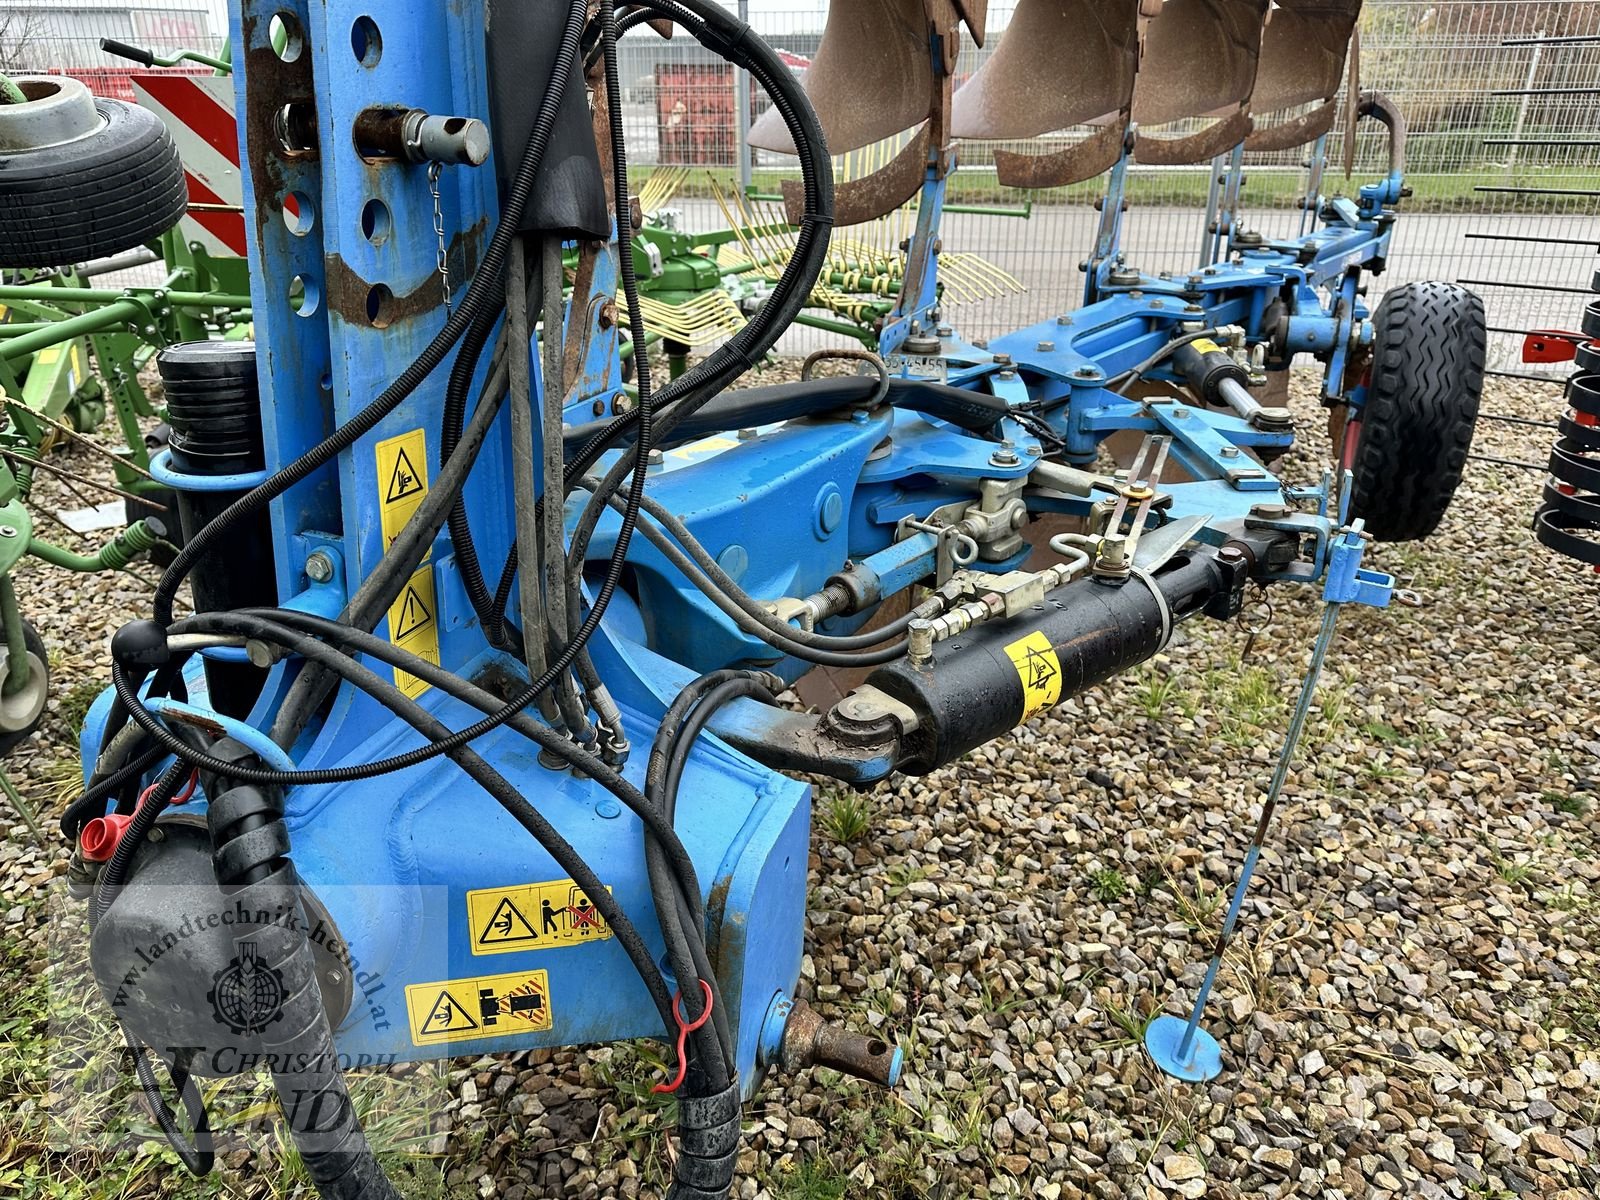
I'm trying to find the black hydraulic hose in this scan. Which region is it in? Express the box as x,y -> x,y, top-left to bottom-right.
61,744 -> 163,837
269,332 -> 514,749
201,741 -> 401,1200
189,617 -> 678,1030
146,0 -> 590,628
487,0 -> 833,643
181,607 -> 707,916
624,484 -> 915,651
92,757 -> 187,923
573,479 -> 908,667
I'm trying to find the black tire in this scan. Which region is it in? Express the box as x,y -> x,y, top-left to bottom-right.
0,97 -> 187,268
0,620 -> 49,758
1348,281 -> 1485,542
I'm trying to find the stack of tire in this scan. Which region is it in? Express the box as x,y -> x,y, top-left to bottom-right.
1533,272 -> 1600,569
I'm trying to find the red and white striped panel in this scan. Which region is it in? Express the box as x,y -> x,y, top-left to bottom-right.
131,73 -> 249,260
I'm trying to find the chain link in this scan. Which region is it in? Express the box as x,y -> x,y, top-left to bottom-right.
427,161 -> 452,316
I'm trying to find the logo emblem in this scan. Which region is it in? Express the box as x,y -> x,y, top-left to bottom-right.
207,941 -> 287,1036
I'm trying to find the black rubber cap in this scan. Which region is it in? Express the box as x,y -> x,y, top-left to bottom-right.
111,619 -> 170,671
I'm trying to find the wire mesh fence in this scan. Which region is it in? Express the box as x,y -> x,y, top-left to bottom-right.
7,1 -> 1597,369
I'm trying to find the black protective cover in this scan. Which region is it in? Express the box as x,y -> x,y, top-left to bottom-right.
485,0 -> 611,239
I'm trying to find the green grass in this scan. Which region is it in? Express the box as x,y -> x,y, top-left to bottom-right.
819,788 -> 873,845
635,161 -> 1599,215
1548,791 -> 1589,818
1089,867 -> 1128,903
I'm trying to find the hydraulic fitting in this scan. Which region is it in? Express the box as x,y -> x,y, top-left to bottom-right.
353,106 -> 490,165
761,994 -> 902,1088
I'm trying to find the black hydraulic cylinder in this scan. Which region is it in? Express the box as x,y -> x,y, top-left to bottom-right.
1174,338 -> 1250,407
866,552 -> 1233,774
158,341 -> 275,718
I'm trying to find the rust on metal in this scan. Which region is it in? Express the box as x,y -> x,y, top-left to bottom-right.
238,11 -> 317,242
1245,99 -> 1339,152
785,126 -> 930,227
1132,0 -> 1269,127
1134,109 -> 1254,165
748,0 -> 934,155
995,119 -> 1128,190
778,998 -> 900,1086
952,0 -> 1139,142
323,218 -> 485,325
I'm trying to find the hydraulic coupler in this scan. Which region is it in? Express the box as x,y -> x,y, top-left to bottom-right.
859,549 -> 1244,774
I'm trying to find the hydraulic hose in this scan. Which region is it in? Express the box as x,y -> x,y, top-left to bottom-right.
202,740 -> 402,1200
147,0 -> 590,627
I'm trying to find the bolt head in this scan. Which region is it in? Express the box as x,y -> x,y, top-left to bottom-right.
305,550 -> 334,582
0,526 -> 16,538
1037,341 -> 1056,353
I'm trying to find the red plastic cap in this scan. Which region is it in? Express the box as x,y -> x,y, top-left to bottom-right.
80,813 -> 133,863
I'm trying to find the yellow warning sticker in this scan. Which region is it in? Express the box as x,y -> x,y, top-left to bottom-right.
375,429 -> 429,551
405,968 -> 553,1047
387,564 -> 440,699
1004,630 -> 1063,721
466,879 -> 613,956
1189,338 -> 1223,356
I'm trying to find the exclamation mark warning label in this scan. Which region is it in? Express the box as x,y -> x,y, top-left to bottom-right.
387,564 -> 440,698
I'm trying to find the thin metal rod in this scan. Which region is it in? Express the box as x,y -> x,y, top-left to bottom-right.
1490,87 -> 1600,97
1483,138 -> 1600,148
1464,233 -> 1600,247
1502,34 -> 1600,47
1175,602 -> 1343,1062
1470,453 -> 1548,472
0,397 -> 159,480
1459,278 -> 1595,295
1484,368 -> 1567,384
1479,411 -> 1559,429
0,766 -> 43,845
1474,186 -> 1600,197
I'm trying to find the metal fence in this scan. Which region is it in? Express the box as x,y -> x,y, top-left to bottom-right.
9,1 -> 1598,369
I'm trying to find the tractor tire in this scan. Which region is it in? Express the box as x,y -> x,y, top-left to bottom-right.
0,77 -> 187,269
1347,281 -> 1485,542
0,620 -> 49,758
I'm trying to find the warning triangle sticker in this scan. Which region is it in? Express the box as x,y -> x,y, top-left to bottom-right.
386,447 -> 425,504
394,586 -> 433,640
478,897 -> 537,945
420,989 -> 478,1035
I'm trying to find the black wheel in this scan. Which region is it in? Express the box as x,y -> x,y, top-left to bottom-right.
0,77 -> 187,269
1346,281 -> 1485,542
0,620 -> 49,757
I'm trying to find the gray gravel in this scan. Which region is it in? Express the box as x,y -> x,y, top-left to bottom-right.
1,368 -> 1595,1199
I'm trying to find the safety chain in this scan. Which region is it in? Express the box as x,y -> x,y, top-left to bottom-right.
427,161 -> 452,315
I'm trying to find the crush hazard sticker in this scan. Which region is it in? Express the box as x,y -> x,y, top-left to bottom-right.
387,564 -> 440,699
1004,630 -> 1063,721
466,879 -> 612,956
375,428 -> 429,552
405,968 -> 553,1047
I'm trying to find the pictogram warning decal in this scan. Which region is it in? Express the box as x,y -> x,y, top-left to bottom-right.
405,968 -> 553,1047
375,429 -> 429,551
387,564 -> 440,699
1004,630 -> 1063,722
466,879 -> 613,956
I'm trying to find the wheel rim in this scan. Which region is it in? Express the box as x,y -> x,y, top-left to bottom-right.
0,648 -> 48,734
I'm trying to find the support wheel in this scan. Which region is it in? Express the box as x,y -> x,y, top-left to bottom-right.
0,77 -> 187,268
1345,281 -> 1485,542
0,620 -> 49,757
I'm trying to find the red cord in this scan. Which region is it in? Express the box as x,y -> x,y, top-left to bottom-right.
652,980 -> 715,1095
136,768 -> 199,810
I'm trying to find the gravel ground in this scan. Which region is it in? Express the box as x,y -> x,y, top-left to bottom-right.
1,368 -> 1595,1199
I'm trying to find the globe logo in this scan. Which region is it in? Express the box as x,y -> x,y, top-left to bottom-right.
207,941 -> 287,1036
